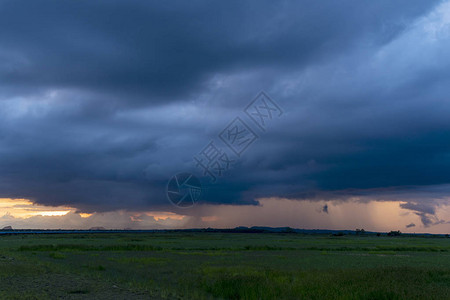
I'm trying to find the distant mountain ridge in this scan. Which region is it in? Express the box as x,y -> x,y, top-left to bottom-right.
0,226 -> 447,237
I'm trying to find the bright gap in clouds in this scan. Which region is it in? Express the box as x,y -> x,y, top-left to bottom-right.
0,198 -> 71,218
0,198 -> 188,229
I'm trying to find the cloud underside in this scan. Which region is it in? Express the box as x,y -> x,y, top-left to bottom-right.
0,0 -> 450,230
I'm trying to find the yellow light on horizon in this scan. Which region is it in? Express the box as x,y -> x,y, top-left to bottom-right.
0,198 -> 32,208
79,213 -> 93,218
0,198 -> 72,218
144,211 -> 185,221
201,216 -> 219,222
38,211 -> 71,217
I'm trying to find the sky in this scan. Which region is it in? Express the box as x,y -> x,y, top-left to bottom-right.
1,0 -> 450,233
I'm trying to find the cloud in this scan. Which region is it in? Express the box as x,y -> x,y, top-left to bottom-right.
0,1 -> 435,101
415,213 -> 435,227
0,0 -> 450,220
406,223 -> 416,228
400,202 -> 436,215
398,200 -> 447,227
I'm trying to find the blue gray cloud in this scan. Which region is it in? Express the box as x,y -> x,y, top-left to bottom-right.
1,0 -> 450,224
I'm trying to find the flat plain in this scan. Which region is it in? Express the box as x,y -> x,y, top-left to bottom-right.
0,232 -> 449,299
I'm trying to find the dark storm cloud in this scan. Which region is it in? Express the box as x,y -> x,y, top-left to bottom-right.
0,0 -> 437,102
400,202 -> 436,215
1,0 -> 449,215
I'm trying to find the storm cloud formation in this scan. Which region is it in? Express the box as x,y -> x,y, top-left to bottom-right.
1,0 -> 450,227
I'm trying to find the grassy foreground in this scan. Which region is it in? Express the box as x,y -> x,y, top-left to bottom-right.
0,232 -> 450,299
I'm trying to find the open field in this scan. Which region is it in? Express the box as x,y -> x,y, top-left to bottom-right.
1,232 -> 450,299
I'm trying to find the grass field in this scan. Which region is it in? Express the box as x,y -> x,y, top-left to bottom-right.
1,232 -> 450,299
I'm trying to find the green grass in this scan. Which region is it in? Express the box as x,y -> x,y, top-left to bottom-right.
1,233 -> 449,299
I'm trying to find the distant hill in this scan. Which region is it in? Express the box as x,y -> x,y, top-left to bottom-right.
89,226 -> 106,230
0,226 -> 447,237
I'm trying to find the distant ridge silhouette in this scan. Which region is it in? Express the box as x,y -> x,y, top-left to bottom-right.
89,226 -> 106,230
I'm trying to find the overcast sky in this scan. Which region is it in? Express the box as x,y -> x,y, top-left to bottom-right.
1,0 -> 450,232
